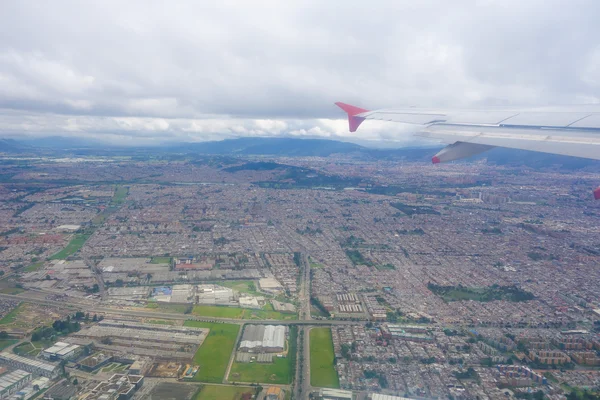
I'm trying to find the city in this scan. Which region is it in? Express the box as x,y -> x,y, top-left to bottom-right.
0,147 -> 598,399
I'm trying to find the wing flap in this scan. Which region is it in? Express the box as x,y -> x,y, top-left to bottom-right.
417,125 -> 600,160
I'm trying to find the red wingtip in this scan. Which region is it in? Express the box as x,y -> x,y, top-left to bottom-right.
335,102 -> 369,116
594,187 -> 600,200
335,102 -> 370,132
432,156 -> 441,164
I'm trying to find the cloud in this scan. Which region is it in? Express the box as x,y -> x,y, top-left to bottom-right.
1,0 -> 600,144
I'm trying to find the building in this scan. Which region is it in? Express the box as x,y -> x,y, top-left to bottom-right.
0,369 -> 31,399
496,365 -> 546,386
41,342 -> 81,361
0,353 -> 58,378
271,300 -> 296,313
319,388 -> 353,400
43,378 -> 78,400
369,395 -> 412,400
84,374 -> 143,400
239,296 -> 261,309
530,350 -> 570,365
196,284 -> 235,305
571,352 -> 600,366
77,352 -> 113,372
265,386 -> 284,400
239,325 -> 286,353
128,359 -> 150,375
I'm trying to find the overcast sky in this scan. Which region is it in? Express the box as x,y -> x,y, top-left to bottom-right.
1,0 -> 600,146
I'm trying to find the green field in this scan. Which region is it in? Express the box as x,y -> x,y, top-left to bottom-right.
49,233 -> 91,260
111,186 -> 129,205
0,303 -> 23,325
310,328 -> 340,388
147,319 -> 176,325
192,305 -> 245,319
192,304 -> 296,320
145,302 -> 189,314
24,261 -> 45,272
0,339 -> 18,351
184,321 -> 240,383
13,341 -> 49,357
229,326 -> 296,384
308,257 -> 325,269
427,283 -> 534,302
0,287 -> 25,295
150,256 -> 172,264
246,303 -> 296,320
195,385 -> 254,400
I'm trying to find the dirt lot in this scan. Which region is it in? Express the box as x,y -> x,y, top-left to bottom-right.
146,362 -> 184,378
1,302 -> 65,333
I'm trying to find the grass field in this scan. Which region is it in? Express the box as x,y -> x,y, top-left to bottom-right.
192,305 -> 244,319
147,319 -> 176,325
192,304 -> 296,320
0,303 -> 23,325
0,287 -> 25,295
184,321 -> 240,383
49,233 -> 91,260
100,362 -> 129,373
111,186 -> 129,205
24,261 -> 45,272
145,302 -> 189,314
13,340 -> 50,357
195,385 -> 254,400
308,257 -> 325,269
150,256 -> 172,264
310,328 -> 340,388
229,326 -> 296,384
0,339 -> 18,351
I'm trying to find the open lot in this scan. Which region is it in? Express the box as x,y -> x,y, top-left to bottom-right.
0,303 -> 63,333
0,303 -> 23,325
148,382 -> 199,400
144,302 -> 189,314
216,280 -> 263,296
310,328 -> 340,388
195,385 -> 254,400
184,321 -> 240,383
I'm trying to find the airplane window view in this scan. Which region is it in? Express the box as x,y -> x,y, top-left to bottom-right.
1,1 -> 600,400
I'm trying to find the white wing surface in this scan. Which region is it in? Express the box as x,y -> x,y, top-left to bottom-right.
335,102 -> 600,199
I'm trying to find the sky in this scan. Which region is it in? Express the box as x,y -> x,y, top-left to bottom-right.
1,0 -> 600,146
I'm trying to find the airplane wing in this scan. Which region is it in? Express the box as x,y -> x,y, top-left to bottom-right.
335,102 -> 600,199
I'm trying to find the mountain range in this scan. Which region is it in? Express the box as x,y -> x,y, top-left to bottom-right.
1,136 -> 599,169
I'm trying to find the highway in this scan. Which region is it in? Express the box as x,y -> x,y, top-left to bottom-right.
0,292 -> 361,327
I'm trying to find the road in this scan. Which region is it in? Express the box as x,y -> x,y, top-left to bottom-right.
293,252 -> 315,399
0,292 -> 361,327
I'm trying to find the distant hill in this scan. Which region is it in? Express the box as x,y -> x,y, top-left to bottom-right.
1,135 -> 599,170
169,137 -> 365,157
0,138 -> 34,153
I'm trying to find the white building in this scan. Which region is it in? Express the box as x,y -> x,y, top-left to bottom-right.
41,342 -> 81,361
